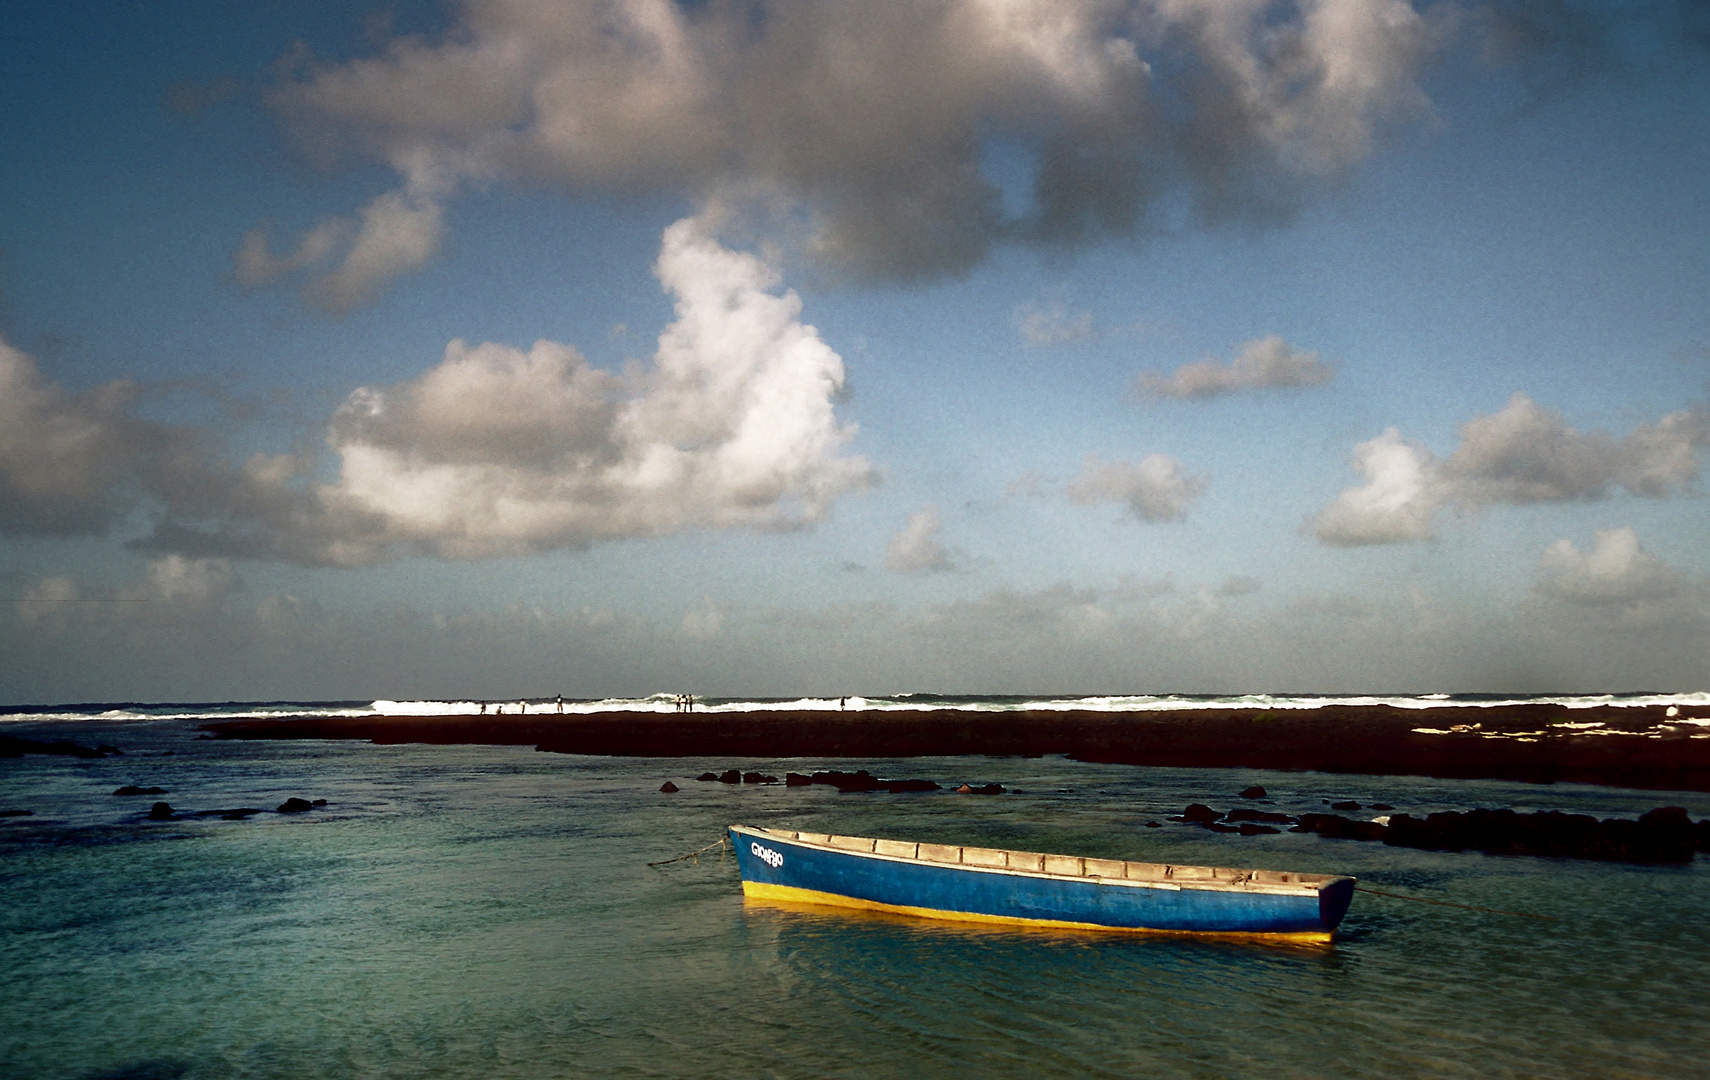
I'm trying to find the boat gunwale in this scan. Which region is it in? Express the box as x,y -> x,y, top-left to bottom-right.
731,824 -> 1350,898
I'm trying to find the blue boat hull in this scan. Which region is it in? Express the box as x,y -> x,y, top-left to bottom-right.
731,826 -> 1354,941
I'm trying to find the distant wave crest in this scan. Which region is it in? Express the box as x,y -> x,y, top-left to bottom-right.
6,691 -> 1709,724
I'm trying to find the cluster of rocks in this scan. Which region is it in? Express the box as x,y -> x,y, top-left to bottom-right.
680,768 -> 1003,794
1171,804 -> 1294,836
140,796 -> 326,822
1375,807 -> 1705,863
1,735 -> 121,759
1169,789 -> 1709,864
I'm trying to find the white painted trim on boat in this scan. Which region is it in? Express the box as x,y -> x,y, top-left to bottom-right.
733,825 -> 1342,897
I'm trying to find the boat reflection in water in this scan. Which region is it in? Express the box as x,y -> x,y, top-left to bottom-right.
730,825 -> 1355,943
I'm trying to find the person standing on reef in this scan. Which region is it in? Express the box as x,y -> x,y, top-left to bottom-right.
840,697 -> 847,710
556,695 -> 563,714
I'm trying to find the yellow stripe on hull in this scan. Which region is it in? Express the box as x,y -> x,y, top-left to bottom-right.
741,880 -> 1334,944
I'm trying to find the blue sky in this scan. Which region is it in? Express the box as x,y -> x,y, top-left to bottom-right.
3,1 -> 1708,702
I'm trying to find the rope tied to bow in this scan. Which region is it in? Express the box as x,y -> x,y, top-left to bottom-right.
648,835 -> 729,868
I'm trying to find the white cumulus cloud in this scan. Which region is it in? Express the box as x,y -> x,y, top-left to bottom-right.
1013,299 -> 1094,346
1138,335 -> 1334,399
1443,392 -> 1707,505
886,506 -> 963,574
1313,394 -> 1710,545
680,596 -> 726,639
1311,427 -> 1440,545
235,179 -> 448,313
135,555 -> 240,603
1066,453 -> 1205,522
1218,574 -> 1262,596
1536,527 -> 1682,606
282,215 -> 874,562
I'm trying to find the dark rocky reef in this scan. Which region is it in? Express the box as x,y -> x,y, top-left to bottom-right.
1380,806 -> 1701,863
200,702 -> 1710,792
113,785 -> 168,796
1168,796 -> 1709,864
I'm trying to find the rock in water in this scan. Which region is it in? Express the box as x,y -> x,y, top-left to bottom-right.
113,785 -> 168,796
277,797 -> 314,813
147,802 -> 174,820
886,778 -> 941,793
1239,786 -> 1267,799
1226,809 -> 1294,824
659,781 -> 680,793
1291,813 -> 1388,841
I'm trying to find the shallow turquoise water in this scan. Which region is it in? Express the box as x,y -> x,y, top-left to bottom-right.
3,719 -> 1707,1079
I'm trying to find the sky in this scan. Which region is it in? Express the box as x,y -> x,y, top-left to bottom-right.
3,0 -> 1709,703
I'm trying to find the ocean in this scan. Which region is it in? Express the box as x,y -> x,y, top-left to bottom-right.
4,696 -> 1708,1079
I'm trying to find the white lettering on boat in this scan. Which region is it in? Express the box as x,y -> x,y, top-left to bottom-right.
750,842 -> 784,868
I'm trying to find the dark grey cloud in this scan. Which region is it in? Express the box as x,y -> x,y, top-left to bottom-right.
0,337 -> 227,538
247,0 -> 1442,301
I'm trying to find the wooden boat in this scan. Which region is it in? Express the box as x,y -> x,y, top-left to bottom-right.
730,824 -> 1355,942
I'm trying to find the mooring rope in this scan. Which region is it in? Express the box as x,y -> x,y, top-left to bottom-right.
1355,885 -> 1557,920
648,836 -> 728,868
